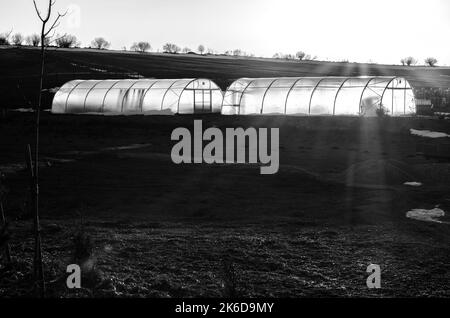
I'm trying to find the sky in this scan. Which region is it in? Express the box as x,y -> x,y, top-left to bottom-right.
1,0 -> 449,65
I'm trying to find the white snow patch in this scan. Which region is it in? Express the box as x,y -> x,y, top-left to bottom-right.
406,208 -> 446,223
101,143 -> 152,151
62,143 -> 152,156
403,181 -> 422,187
410,129 -> 450,138
12,108 -> 34,113
43,157 -> 76,164
89,67 -> 108,73
12,108 -> 52,113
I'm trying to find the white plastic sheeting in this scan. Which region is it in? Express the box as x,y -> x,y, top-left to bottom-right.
52,78 -> 223,115
222,76 -> 416,116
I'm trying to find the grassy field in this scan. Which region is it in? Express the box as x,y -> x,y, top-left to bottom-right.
1,112 -> 450,297
1,46 -> 450,110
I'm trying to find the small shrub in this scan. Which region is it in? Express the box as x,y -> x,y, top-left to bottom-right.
72,230 -> 93,263
376,106 -> 389,117
26,34 -> 40,46
0,31 -> 11,45
12,33 -> 23,46
70,217 -> 105,290
55,34 -> 79,48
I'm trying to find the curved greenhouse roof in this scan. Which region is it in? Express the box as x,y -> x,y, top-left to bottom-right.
221,77 -> 416,116
52,78 -> 223,115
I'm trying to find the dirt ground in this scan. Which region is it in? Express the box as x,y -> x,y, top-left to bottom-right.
1,112 -> 450,297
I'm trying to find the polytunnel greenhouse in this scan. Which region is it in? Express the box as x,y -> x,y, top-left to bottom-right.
52,78 -> 223,114
221,76 -> 416,116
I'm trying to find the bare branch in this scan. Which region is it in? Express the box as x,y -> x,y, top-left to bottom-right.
44,10 -> 67,37
46,32 -> 67,45
33,0 -> 44,21
34,0 -> 64,24
44,0 -> 52,22
46,29 -> 57,40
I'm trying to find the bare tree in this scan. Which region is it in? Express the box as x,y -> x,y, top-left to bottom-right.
131,41 -> 151,53
0,30 -> 12,119
424,57 -> 438,67
182,47 -> 191,54
402,56 -> 417,66
198,44 -> 205,55
26,34 -> 41,46
91,37 -> 110,50
163,43 -> 181,54
12,33 -> 24,46
0,30 -> 12,45
55,34 -> 78,48
232,49 -> 242,56
296,51 -> 306,60
32,0 -> 67,298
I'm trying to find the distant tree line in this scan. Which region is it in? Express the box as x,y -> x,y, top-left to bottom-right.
272,51 -> 317,61
0,30 -> 81,48
1,31 -> 442,67
0,31 -> 244,57
0,31 -> 241,57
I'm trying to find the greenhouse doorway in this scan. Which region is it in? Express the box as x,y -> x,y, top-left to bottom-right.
194,89 -> 212,113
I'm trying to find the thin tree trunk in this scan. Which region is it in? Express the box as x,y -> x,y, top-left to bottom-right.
31,0 -> 66,297
28,143 -> 45,297
33,24 -> 46,299
0,200 -> 12,265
